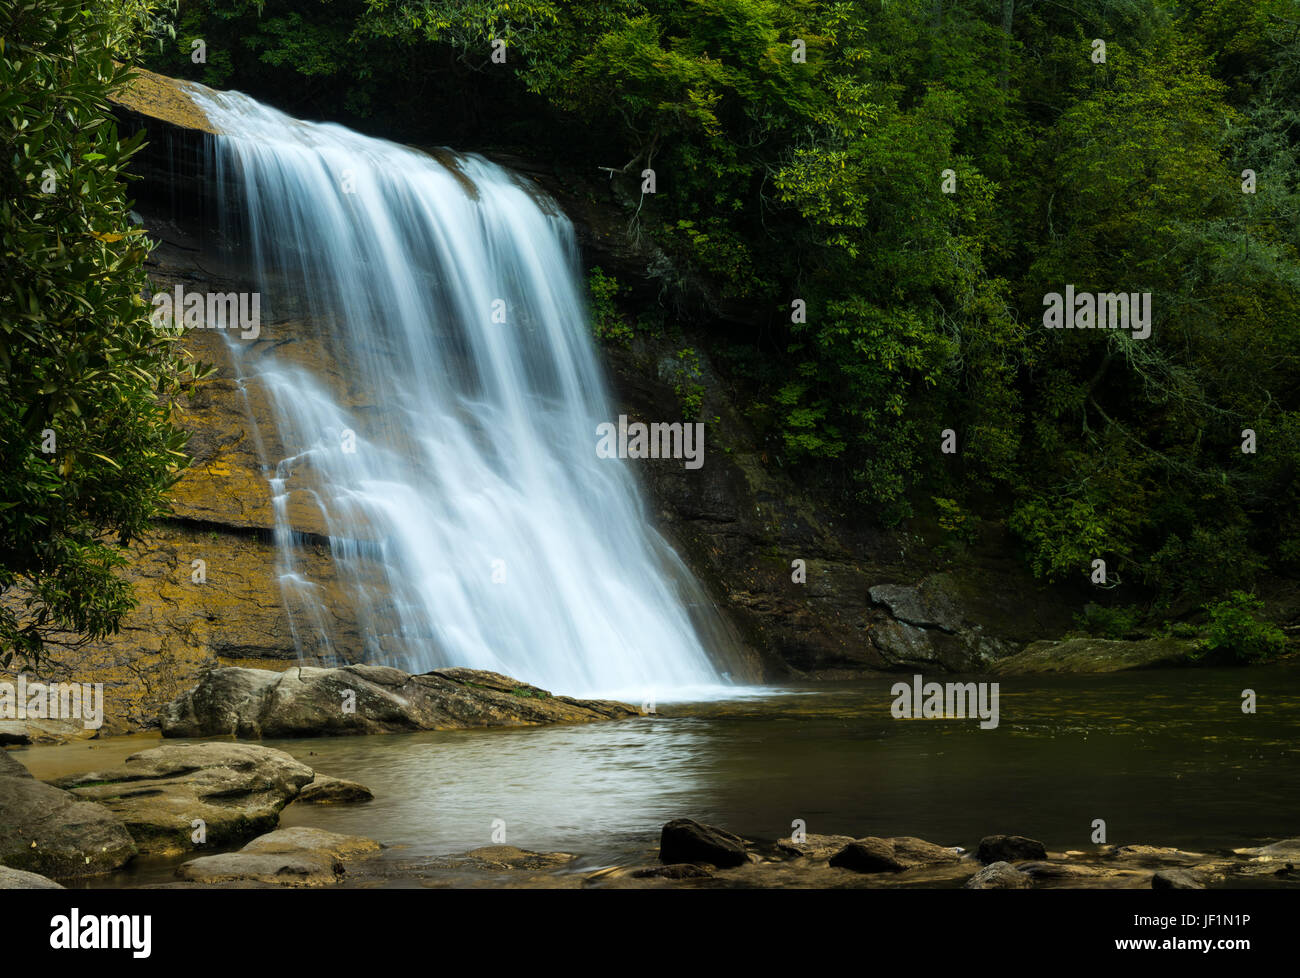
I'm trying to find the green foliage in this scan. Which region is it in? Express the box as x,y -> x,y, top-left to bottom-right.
672,347 -> 705,422
0,0 -> 204,668
1075,604 -> 1142,640
932,496 -> 977,548
1199,592 -> 1287,664
587,266 -> 632,347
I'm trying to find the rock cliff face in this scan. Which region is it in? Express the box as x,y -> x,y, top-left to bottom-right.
5,71 -> 1087,741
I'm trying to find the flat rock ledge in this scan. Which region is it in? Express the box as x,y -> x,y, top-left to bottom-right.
51,743 -> 315,855
161,664 -> 641,739
992,637 -> 1195,674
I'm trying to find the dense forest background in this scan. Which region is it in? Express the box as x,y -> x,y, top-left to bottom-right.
3,0 -> 1299,664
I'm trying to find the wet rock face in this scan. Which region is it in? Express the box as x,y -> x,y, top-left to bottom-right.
0,750 -> 138,877
51,743 -> 315,855
161,664 -> 641,739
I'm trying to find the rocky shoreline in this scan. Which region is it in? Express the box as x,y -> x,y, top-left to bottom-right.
3,742 -> 1297,890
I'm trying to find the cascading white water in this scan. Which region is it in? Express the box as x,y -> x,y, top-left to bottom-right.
190,89 -> 747,700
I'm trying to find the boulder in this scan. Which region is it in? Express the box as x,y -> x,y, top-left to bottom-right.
660,818 -> 749,868
52,743 -> 314,854
0,750 -> 137,878
829,836 -> 961,874
0,865 -> 66,889
175,826 -> 379,886
977,835 -> 1047,864
294,775 -> 373,805
965,861 -> 1033,889
161,664 -> 640,739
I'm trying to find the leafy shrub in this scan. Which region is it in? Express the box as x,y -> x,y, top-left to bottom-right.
1199,592 -> 1287,664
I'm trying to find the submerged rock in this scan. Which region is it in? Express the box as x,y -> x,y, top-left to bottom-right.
52,743 -> 314,855
0,749 -> 137,878
161,664 -> 640,739
977,835 -> 1047,864
660,818 -> 750,868
464,846 -> 576,871
829,836 -> 961,874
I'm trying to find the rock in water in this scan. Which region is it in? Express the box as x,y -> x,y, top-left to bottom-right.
829,836 -> 961,874
161,665 -> 640,739
175,852 -> 343,886
965,861 -> 1033,889
0,750 -> 137,878
660,819 -> 750,868
977,834 -> 1047,864
52,743 -> 314,855
295,775 -> 374,805
175,826 -> 380,886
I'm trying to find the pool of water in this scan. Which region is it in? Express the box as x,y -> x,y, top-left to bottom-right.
19,664 -> 1300,886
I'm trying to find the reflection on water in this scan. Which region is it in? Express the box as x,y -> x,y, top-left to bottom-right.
18,665 -> 1300,887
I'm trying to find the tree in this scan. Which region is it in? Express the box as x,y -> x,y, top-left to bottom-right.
0,0 -> 204,668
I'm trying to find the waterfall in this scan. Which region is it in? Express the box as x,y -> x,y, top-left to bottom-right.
189,89 -> 747,700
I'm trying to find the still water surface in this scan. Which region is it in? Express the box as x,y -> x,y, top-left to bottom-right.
21,666 -> 1299,886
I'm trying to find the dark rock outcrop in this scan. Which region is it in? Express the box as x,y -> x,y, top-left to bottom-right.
977,835 -> 1048,864
659,818 -> 750,868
